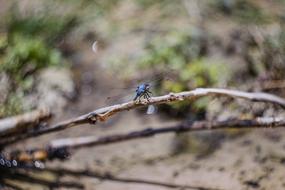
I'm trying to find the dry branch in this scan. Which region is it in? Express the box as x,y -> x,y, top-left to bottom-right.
1,88 -> 285,147
49,117 -> 285,149
10,117 -> 285,163
6,117 -> 283,189
2,171 -> 84,189
0,108 -> 51,137
16,166 -> 221,190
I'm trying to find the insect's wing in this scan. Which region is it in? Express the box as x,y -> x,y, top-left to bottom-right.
146,104 -> 157,115
105,87 -> 136,105
145,70 -> 176,92
106,68 -> 175,93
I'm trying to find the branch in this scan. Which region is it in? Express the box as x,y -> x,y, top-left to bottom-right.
49,117 -> 285,149
16,166 -> 221,190
0,108 -> 51,137
1,181 -> 25,190
2,172 -> 84,189
2,88 -> 285,146
10,117 -> 285,162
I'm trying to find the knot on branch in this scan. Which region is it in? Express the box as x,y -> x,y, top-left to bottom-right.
87,113 -> 97,124
168,92 -> 177,101
46,146 -> 70,161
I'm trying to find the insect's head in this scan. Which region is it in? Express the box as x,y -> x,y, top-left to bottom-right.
145,83 -> 150,90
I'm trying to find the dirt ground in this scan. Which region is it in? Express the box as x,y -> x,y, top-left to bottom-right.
65,46 -> 285,190
3,1 -> 285,190
10,41 -> 284,190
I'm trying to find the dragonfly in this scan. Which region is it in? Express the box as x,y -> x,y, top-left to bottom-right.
92,41 -> 172,114
133,83 -> 152,101
105,69 -> 175,114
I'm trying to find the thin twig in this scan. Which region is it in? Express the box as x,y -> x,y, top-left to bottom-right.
10,117 -> 285,162
17,166 -> 221,190
1,180 -> 25,190
49,117 -> 285,149
2,88 -> 285,146
2,171 -> 84,189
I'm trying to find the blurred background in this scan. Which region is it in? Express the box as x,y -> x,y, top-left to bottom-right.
1,0 -> 285,189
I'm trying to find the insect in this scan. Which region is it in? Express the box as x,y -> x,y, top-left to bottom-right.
105,69 -> 174,114
133,83 -> 152,101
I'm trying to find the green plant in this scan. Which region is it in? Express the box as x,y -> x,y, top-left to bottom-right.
0,2 -> 78,117
1,35 -> 62,81
7,4 -> 77,44
0,92 -> 23,118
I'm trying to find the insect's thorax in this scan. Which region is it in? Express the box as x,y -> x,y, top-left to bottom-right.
136,84 -> 147,95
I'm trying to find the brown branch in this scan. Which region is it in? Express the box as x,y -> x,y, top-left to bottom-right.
2,171 -> 84,189
0,108 -> 51,137
16,166 -> 221,190
2,88 -> 285,146
49,117 -> 285,149
1,181 -> 25,190
10,117 -> 285,162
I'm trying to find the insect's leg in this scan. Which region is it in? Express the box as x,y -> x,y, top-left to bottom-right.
133,94 -> 138,101
138,94 -> 143,102
147,90 -> 153,94
146,90 -> 153,98
146,92 -> 151,98
144,92 -> 149,99
145,92 -> 150,101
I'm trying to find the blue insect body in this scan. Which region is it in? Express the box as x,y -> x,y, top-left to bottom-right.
107,69 -> 173,104
133,83 -> 152,101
